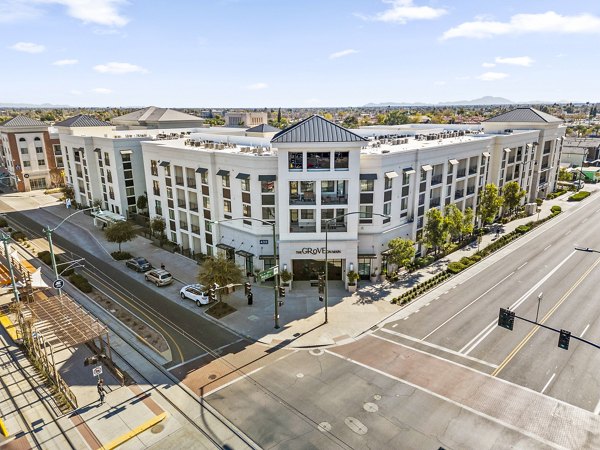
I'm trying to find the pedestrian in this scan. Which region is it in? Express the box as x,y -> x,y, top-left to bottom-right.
160,263 -> 165,270
97,378 -> 106,404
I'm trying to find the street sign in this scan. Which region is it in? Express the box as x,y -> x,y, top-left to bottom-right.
92,365 -> 103,377
257,265 -> 279,282
53,279 -> 65,289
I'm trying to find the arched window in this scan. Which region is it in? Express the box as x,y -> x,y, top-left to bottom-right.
19,137 -> 26,142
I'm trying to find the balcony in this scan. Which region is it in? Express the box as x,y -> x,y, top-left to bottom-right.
289,192 -> 316,205
175,176 -> 184,186
321,194 -> 348,205
431,175 -> 442,185
290,223 -> 317,233
321,221 -> 347,232
454,190 -> 464,199
187,178 -> 196,188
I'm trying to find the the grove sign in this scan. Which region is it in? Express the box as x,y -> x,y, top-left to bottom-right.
295,247 -> 342,255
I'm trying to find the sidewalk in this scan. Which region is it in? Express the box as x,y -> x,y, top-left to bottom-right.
0,188 -> 595,352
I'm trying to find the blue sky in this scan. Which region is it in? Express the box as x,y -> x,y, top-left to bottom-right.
1,0 -> 599,107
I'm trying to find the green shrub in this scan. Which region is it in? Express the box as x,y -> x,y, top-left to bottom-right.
568,191 -> 590,202
0,217 -> 7,228
38,250 -> 53,265
447,262 -> 465,274
459,257 -> 473,266
10,230 -> 26,241
551,205 -> 562,214
69,273 -> 92,293
111,251 -> 132,260
535,198 -> 543,206
515,225 -> 530,234
470,254 -> 482,262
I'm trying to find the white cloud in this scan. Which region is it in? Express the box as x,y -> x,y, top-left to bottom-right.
70,89 -> 82,95
495,56 -> 533,67
0,0 -> 128,26
358,0 -> 447,24
477,72 -> 509,81
10,41 -> 45,53
247,82 -> 268,90
94,62 -> 148,74
53,58 -> 78,66
329,49 -> 358,59
433,81 -> 446,86
482,62 -> 496,68
442,11 -> 600,40
92,87 -> 112,94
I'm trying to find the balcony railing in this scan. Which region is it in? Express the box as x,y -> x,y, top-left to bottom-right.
321,194 -> 348,204
431,175 -> 442,185
321,221 -> 347,232
290,223 -> 317,233
289,193 -> 316,205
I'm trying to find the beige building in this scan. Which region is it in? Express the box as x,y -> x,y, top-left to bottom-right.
112,106 -> 205,129
224,111 -> 268,128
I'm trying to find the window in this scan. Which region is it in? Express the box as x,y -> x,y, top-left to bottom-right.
106,170 -> 112,183
289,152 -> 303,170
261,181 -> 275,193
360,205 -> 373,224
385,176 -> 393,190
243,204 -> 251,217
36,146 -> 44,154
23,161 -> 31,167
126,187 -> 135,196
334,152 -> 349,170
321,180 -> 335,193
104,153 -> 110,166
150,160 -> 158,176
307,152 -> 330,170
360,180 -> 374,192
301,209 -> 314,219
262,207 -> 275,222
38,159 -> 45,166
20,147 -> 28,155
153,180 -> 160,195
223,200 -> 231,213
53,144 -> 61,155
241,178 -> 250,192
203,196 -> 210,209
109,186 -> 114,199
384,202 -> 391,216
221,174 -> 230,187
201,171 -> 209,185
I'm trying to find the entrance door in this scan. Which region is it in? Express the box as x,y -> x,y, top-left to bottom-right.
358,258 -> 372,280
292,259 -> 343,280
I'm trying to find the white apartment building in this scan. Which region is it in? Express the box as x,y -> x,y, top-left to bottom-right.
142,109 -> 565,283
224,111 -> 268,128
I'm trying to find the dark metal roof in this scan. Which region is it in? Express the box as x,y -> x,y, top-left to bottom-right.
235,173 -> 250,180
484,107 -> 562,123
258,174 -> 277,181
271,115 -> 366,144
246,124 -> 280,133
235,249 -> 254,258
217,169 -> 229,176
359,173 -> 378,180
159,161 -> 170,167
55,114 -> 111,127
0,116 -> 47,127
195,167 -> 207,173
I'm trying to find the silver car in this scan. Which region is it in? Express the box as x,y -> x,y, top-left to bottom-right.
144,269 -> 173,287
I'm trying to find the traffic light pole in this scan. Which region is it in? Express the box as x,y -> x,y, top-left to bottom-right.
497,308 -> 600,351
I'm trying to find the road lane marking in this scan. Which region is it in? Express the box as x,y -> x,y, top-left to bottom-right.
378,329 -> 498,369
460,251 -> 577,356
581,324 -> 590,338
403,316 -> 410,320
594,398 -> 600,415
564,230 -> 571,236
202,367 -> 264,397
414,309 -> 420,314
491,255 -> 600,377
541,373 -> 555,394
421,272 -> 515,341
517,262 -> 528,270
543,245 -> 551,251
168,339 -> 243,371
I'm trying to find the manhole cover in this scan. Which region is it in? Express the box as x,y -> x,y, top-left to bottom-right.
363,402 -> 378,412
208,374 -> 217,380
373,394 -> 382,401
345,417 -> 367,435
309,349 -> 324,356
318,422 -> 331,432
150,423 -> 164,434
296,373 -> 304,378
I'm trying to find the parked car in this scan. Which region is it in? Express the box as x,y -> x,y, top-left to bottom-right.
125,257 -> 152,272
144,268 -> 173,287
180,284 -> 210,306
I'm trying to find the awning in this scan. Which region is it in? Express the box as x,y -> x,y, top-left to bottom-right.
482,152 -> 491,158
526,143 -> 533,148
259,255 -> 275,260
216,243 -> 235,251
258,174 -> 277,181
385,171 -> 398,179
360,173 -> 378,180
216,169 -> 229,176
195,167 -> 207,173
120,150 -> 133,155
449,159 -> 459,165
235,173 -> 250,180
93,148 -> 101,152
421,164 -> 433,171
403,167 -> 416,175
504,147 -> 512,153
235,250 -> 254,258
358,253 -> 377,259
159,161 -> 170,167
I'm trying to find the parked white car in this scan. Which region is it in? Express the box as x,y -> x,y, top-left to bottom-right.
180,284 -> 210,306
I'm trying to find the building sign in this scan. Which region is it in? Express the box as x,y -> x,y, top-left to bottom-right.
296,247 -> 342,255
259,239 -> 269,245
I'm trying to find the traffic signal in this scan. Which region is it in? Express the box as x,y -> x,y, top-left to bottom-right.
498,308 -> 515,330
244,282 -> 251,296
278,286 -> 286,298
318,275 -> 325,294
558,329 -> 571,350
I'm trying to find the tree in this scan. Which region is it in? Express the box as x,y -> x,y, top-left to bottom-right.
423,208 -> 448,255
558,168 -> 572,182
277,108 -> 282,123
384,110 -> 409,125
502,181 -> 525,216
462,207 -> 474,237
386,238 -> 416,270
105,221 -> 137,252
197,255 -> 244,300
342,115 -> 359,128
444,204 -> 464,242
150,216 -> 166,240
478,184 -> 504,226
136,194 -> 148,215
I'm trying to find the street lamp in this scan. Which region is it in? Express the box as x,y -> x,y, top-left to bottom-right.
323,212 -> 389,324
213,216 -> 280,329
535,292 -> 543,323
0,231 -> 20,303
44,206 -> 99,296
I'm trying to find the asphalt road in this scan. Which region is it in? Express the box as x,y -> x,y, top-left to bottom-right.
5,208 -> 244,367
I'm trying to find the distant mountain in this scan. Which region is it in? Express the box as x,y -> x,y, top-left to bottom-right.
364,96 -> 515,107
364,101 -> 431,107
0,102 -> 71,108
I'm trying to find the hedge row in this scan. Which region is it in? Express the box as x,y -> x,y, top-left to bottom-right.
111,251 -> 132,260
391,271 -> 452,305
568,191 -> 590,202
37,250 -> 74,276
69,273 -> 92,293
10,230 -> 26,241
546,190 -> 567,200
